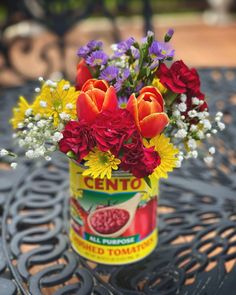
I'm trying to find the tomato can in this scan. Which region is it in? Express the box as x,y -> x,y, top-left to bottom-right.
69,160 -> 158,265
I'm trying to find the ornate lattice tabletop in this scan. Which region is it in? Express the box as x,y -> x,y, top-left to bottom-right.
0,68 -> 236,295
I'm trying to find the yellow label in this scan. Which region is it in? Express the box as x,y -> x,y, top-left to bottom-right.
70,227 -> 158,265
69,160 -> 156,195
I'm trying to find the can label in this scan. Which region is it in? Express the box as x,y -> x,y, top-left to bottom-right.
69,160 -> 158,265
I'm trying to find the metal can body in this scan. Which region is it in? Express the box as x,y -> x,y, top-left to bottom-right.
69,160 -> 158,265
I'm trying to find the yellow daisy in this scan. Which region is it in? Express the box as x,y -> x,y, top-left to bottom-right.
32,79 -> 79,126
152,77 -> 167,94
11,96 -> 31,129
83,147 -> 121,179
144,134 -> 179,182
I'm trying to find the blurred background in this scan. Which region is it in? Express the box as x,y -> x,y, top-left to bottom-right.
0,0 -> 235,87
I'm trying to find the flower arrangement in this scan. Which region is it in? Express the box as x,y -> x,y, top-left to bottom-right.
3,30 -> 225,186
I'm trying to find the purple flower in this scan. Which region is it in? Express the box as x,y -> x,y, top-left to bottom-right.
150,59 -> 159,70
100,65 -> 119,81
149,41 -> 175,60
135,82 -> 144,92
131,46 -> 140,59
113,37 -> 135,57
77,45 -> 90,58
77,40 -> 103,58
120,37 -> 135,50
118,96 -> 128,108
122,68 -> 130,80
87,40 -> 103,50
113,68 -> 131,92
86,50 -> 108,66
167,28 -> 174,38
114,79 -> 123,92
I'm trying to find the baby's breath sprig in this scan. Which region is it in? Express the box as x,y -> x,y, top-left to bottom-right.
0,148 -> 18,169
167,97 -> 225,166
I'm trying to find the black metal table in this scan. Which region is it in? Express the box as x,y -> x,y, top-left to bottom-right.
0,68 -> 236,295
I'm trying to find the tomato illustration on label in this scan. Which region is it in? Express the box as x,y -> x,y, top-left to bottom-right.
70,197 -> 93,235
70,198 -> 88,221
122,197 -> 157,239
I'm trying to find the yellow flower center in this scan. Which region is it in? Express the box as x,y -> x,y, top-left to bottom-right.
119,102 -> 127,109
53,99 -> 62,110
99,154 -> 109,165
94,58 -> 103,64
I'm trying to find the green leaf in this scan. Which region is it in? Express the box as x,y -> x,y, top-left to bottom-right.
144,67 -> 150,77
165,91 -> 179,107
144,176 -> 152,188
164,35 -> 171,42
139,68 -> 147,77
138,47 -> 144,67
66,151 -> 77,160
147,36 -> 154,45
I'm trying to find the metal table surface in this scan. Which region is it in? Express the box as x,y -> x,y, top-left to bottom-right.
0,68 -> 236,295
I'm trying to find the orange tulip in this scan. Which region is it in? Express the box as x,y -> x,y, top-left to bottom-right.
126,86 -> 169,138
75,60 -> 92,90
82,78 -> 109,92
77,79 -> 118,124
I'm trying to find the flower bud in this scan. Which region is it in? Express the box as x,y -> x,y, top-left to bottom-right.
164,28 -> 174,42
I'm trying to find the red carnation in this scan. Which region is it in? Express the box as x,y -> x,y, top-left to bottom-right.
120,132 -> 160,178
158,60 -> 202,97
92,109 -> 137,156
158,60 -> 208,111
59,120 -> 96,162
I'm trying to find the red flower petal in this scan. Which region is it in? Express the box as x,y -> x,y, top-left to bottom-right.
76,92 -> 99,123
126,93 -> 140,131
94,80 -> 109,91
76,60 -> 92,90
138,93 -> 163,121
86,89 -> 105,111
102,86 -> 118,112
139,113 -> 169,138
140,86 -> 164,110
82,79 -> 109,92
